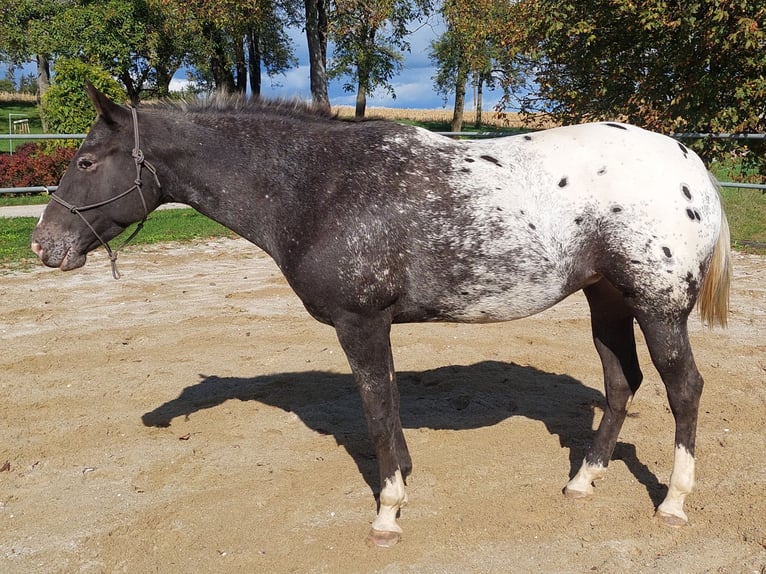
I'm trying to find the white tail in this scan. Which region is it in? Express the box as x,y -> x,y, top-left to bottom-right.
698,176 -> 732,328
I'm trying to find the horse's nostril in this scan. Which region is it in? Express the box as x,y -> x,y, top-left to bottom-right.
31,242 -> 43,257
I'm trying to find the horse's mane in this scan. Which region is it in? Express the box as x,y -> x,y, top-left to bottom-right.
143,92 -> 340,122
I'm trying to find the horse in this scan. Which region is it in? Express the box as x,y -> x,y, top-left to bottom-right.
31,84 -> 731,547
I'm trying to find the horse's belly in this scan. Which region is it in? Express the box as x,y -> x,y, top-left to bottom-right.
436,276 -> 572,323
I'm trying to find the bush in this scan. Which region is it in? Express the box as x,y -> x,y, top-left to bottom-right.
0,143 -> 76,188
41,59 -> 126,134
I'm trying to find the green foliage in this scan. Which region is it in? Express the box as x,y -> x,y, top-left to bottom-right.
0,0 -> 57,64
0,69 -> 16,93
510,0 -> 766,179
155,0 -> 298,94
40,60 -> 126,135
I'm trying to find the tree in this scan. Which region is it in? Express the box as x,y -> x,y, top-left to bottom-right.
0,69 -> 16,93
34,0 -> 187,102
157,0 -> 298,96
0,0 -> 57,101
329,0 -> 431,119
247,1 -> 301,96
511,0 -> 766,176
431,0 -> 517,131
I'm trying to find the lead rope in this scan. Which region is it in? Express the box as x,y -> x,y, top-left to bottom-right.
49,107 -> 161,279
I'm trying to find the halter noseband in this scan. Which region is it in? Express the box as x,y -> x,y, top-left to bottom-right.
49,107 -> 161,279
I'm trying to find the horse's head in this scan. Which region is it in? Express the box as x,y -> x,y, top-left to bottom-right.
31,83 -> 162,273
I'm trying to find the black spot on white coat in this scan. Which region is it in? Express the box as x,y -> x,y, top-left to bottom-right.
480,155 -> 502,167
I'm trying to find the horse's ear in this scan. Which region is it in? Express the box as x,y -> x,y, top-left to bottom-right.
85,81 -> 126,126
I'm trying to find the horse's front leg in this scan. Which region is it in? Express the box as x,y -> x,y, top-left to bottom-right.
334,311 -> 410,547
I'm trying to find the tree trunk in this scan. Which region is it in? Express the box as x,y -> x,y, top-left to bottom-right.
475,75 -> 483,129
36,54 -> 51,132
451,62 -> 468,133
355,80 -> 367,119
304,0 -> 329,109
119,72 -> 140,105
154,65 -> 173,99
35,54 -> 50,102
234,37 -> 247,94
247,29 -> 262,97
205,24 -> 235,93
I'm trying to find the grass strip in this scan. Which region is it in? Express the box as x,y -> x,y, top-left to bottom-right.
1,209 -> 237,269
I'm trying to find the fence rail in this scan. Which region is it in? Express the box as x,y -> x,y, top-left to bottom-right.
1,134 -> 87,141
1,131 -> 763,194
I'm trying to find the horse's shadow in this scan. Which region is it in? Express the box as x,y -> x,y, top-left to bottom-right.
142,360 -> 666,507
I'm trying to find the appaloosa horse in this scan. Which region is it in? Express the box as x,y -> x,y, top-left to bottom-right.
32,84 -> 731,547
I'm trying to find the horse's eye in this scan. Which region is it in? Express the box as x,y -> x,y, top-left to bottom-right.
77,158 -> 94,170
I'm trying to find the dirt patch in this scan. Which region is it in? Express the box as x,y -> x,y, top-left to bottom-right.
1,238 -> 764,573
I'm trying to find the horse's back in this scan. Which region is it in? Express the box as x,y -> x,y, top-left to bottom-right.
398,122 -> 724,322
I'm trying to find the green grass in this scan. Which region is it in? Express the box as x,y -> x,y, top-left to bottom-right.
719,187 -> 766,248
0,209 -> 237,269
397,118 -> 527,137
0,194 -> 50,206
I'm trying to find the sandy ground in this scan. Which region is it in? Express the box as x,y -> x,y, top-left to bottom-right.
1,237 -> 764,573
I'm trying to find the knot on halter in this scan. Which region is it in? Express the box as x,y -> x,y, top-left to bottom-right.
132,148 -> 145,164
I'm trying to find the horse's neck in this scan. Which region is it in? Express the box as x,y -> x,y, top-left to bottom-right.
155,111 -> 307,258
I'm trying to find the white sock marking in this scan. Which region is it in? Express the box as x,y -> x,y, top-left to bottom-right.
371,469 -> 406,534
657,445 -> 695,522
565,459 -> 607,496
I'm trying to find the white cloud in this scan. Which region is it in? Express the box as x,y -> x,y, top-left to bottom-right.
168,76 -> 195,93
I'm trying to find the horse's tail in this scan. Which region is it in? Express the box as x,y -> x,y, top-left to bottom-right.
698,175 -> 732,328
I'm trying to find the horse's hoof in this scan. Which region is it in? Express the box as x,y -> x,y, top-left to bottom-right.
655,510 -> 688,528
562,486 -> 591,499
366,528 -> 401,548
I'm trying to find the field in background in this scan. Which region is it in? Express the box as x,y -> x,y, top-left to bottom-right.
0,92 -> 37,103
332,105 -> 555,130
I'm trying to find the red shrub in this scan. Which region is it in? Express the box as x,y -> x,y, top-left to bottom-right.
0,143 -> 77,188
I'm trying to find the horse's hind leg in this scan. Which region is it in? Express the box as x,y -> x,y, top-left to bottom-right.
565,279 -> 643,497
636,314 -> 703,527
333,310 -> 410,547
